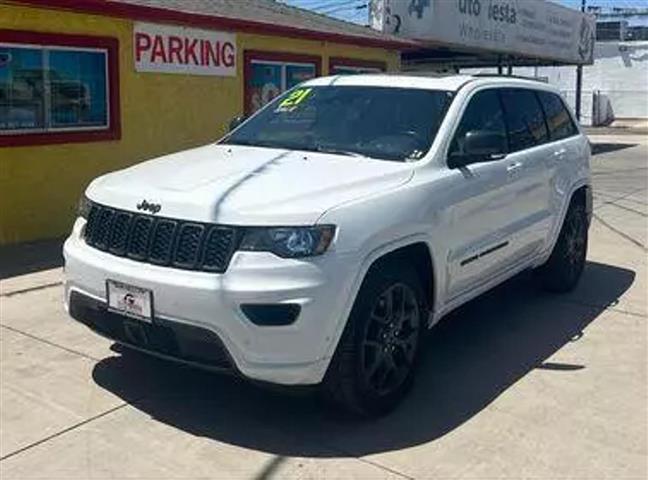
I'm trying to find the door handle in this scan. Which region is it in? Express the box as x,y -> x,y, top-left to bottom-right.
506,161 -> 522,173
553,148 -> 567,157
548,148 -> 566,166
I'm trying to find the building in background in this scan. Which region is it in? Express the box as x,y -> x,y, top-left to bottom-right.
462,6 -> 648,126
0,0 -> 410,245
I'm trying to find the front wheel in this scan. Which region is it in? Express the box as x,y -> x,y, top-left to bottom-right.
536,201 -> 588,293
323,263 -> 427,417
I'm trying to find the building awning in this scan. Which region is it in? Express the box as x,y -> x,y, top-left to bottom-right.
369,0 -> 597,67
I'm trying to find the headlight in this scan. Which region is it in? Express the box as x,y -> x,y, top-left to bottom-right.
77,195 -> 92,219
240,225 -> 335,258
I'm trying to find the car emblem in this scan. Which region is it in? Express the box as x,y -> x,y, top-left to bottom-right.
136,200 -> 161,214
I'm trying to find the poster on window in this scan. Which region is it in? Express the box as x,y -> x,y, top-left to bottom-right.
248,62 -> 282,113
247,61 -> 316,113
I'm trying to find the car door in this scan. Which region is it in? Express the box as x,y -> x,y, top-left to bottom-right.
498,88 -> 554,262
444,88 -> 519,300
536,90 -> 582,239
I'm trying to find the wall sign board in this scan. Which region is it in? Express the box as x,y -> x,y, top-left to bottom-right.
370,0 -> 596,65
134,22 -> 236,76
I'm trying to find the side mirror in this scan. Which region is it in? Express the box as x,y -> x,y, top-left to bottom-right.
448,130 -> 507,168
229,115 -> 246,132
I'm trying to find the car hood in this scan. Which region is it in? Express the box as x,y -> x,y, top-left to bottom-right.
86,144 -> 414,225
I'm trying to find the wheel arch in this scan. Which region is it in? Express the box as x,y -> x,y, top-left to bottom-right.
359,240 -> 437,323
543,181 -> 592,264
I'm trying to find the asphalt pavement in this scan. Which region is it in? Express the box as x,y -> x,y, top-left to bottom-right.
1,134 -> 646,479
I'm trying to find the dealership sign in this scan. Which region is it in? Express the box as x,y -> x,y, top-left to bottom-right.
134,22 -> 236,76
370,0 -> 595,65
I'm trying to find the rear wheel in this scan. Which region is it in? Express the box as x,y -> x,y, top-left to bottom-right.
537,201 -> 588,293
323,263 -> 426,417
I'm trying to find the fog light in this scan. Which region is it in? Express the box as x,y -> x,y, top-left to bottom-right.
240,304 -> 301,326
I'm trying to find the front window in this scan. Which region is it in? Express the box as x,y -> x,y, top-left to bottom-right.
225,86 -> 453,162
0,45 -> 109,133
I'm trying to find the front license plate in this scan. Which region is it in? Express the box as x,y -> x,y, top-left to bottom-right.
106,280 -> 153,322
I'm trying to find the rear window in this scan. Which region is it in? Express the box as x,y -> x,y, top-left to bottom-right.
537,91 -> 578,141
500,88 -> 549,152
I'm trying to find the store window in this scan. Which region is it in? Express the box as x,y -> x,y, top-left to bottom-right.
0,30 -> 119,146
244,51 -> 321,114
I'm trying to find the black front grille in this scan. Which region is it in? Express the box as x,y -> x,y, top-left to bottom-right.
84,203 -> 239,273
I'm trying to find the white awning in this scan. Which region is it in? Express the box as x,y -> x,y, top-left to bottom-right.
370,0 -> 596,66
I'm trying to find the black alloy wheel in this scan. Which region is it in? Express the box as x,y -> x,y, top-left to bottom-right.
323,263 -> 426,417
360,283 -> 421,396
537,201 -> 588,293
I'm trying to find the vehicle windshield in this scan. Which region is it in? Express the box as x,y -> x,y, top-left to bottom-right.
222,86 -> 453,162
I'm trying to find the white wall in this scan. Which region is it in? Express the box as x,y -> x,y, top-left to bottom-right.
463,41 -> 648,125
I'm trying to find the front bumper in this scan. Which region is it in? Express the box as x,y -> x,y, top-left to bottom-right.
64,219 -> 360,385
69,290 -> 236,372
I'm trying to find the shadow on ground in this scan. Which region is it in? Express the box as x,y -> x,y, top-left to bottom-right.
0,238 -> 64,280
591,142 -> 637,156
91,261 -> 634,457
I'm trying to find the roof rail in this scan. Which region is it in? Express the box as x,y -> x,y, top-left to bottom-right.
471,73 -> 549,83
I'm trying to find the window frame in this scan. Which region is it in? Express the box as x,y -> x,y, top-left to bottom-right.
535,90 -> 579,143
329,57 -> 386,75
243,50 -> 321,115
0,29 -> 120,147
498,87 -> 550,153
447,87 -> 510,162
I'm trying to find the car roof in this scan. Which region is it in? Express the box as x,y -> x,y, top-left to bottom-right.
303,74 -> 557,93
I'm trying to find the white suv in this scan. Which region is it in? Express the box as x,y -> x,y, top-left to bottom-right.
64,74 -> 592,416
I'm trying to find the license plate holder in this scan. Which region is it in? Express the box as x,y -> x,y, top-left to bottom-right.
106,280 -> 153,323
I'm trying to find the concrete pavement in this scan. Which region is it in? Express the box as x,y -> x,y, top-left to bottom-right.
1,135 -> 646,479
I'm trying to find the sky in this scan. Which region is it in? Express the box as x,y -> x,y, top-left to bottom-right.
280,0 -> 648,26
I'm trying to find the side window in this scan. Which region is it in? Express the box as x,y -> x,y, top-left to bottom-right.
449,89 -> 507,158
537,91 -> 578,141
500,88 -> 549,152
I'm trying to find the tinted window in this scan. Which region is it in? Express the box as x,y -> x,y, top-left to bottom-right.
226,86 -> 452,162
449,89 -> 507,156
537,91 -> 577,141
500,88 -> 549,152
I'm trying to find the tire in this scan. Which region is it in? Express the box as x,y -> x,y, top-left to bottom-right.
536,201 -> 588,293
323,262 -> 427,417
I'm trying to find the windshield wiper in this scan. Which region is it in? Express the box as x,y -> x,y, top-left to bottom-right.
311,145 -> 369,158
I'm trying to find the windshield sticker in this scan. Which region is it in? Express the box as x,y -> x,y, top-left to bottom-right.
275,88 -> 312,112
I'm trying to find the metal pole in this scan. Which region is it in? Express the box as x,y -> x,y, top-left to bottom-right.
575,0 -> 586,122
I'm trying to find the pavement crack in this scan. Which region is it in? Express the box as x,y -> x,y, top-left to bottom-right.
593,187 -> 647,212
591,167 -> 648,176
352,456 -> 416,480
0,324 -> 102,362
599,202 -> 648,218
1,281 -> 63,298
314,441 -> 415,480
0,402 -> 129,462
592,213 -> 647,251
553,298 -> 647,319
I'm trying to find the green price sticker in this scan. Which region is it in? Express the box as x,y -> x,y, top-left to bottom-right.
276,88 -> 312,112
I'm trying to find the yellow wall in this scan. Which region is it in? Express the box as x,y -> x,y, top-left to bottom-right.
0,3 -> 400,245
